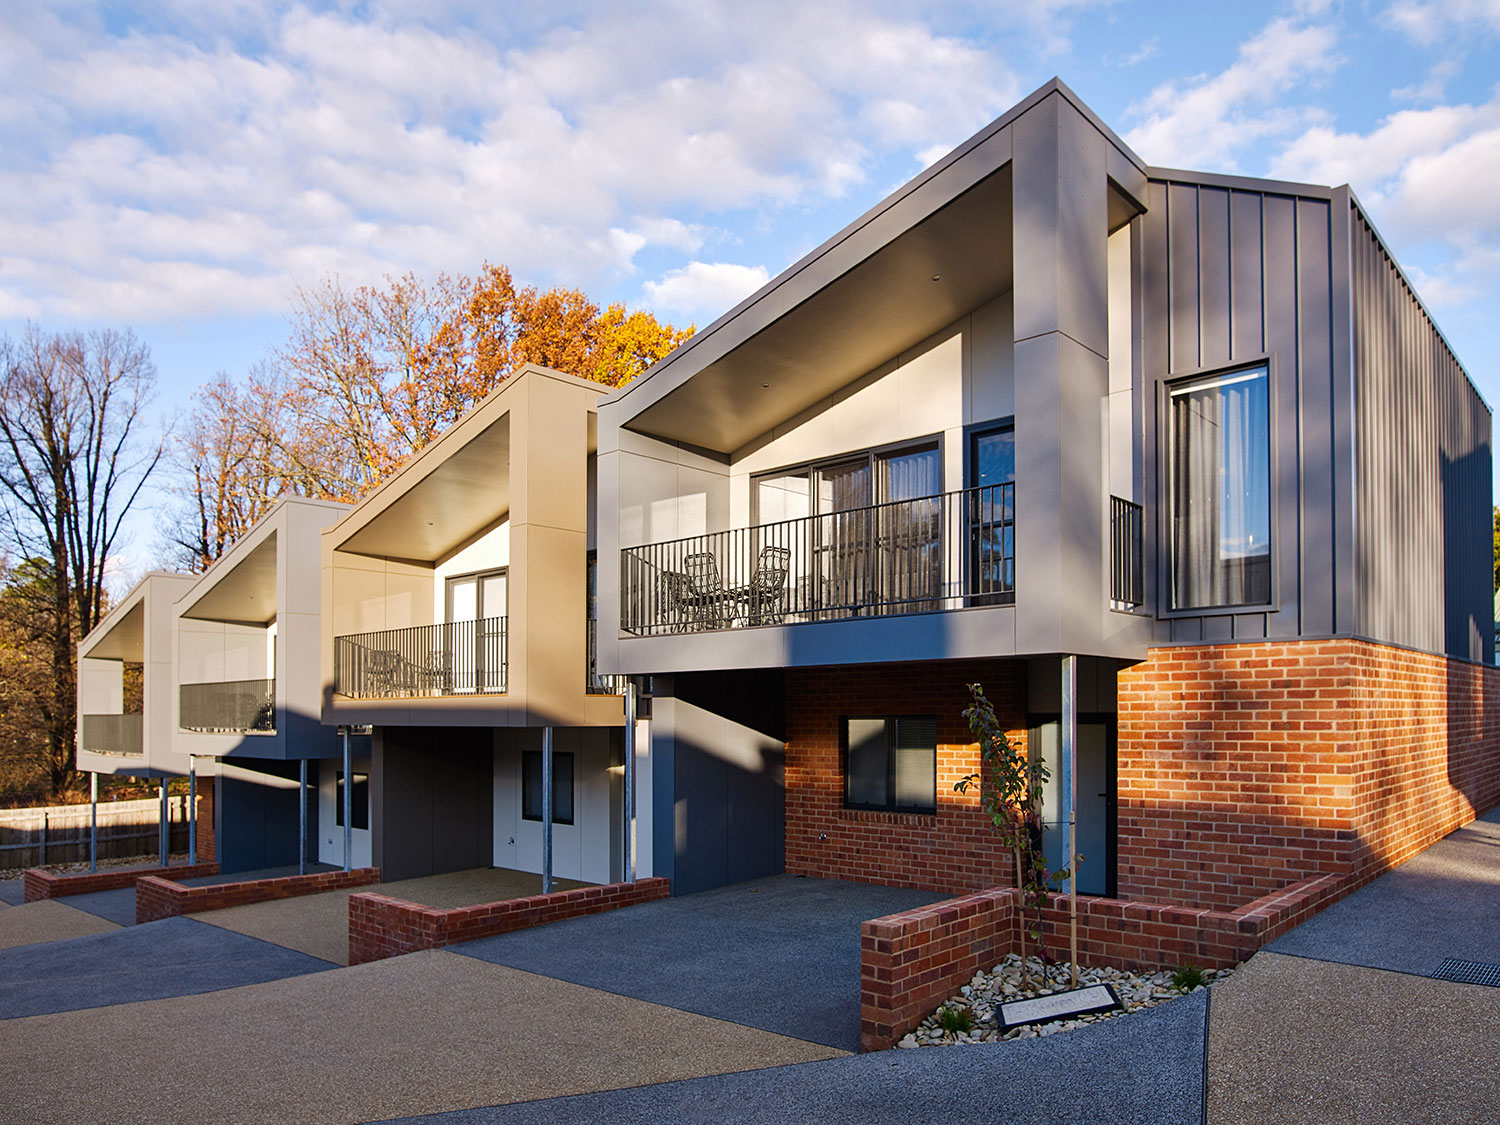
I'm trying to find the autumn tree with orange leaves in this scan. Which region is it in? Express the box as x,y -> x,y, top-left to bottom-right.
169,265 -> 691,570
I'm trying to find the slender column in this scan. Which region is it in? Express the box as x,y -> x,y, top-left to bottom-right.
623,681 -> 636,883
159,777 -> 169,866
342,728 -> 352,873
1061,655 -> 1079,987
188,756 -> 197,866
299,758 -> 308,876
542,726 -> 554,894
89,772 -> 98,873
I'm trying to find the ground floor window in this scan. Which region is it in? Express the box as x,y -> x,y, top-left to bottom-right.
842,716 -> 937,814
522,750 -> 575,825
335,771 -> 369,831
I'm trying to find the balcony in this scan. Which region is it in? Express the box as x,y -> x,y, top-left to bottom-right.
620,484 -> 1014,637
1110,496 -> 1144,608
81,714 -> 143,756
334,617 -> 508,699
180,679 -> 275,734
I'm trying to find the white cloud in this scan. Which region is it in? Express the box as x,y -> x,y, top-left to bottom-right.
1384,0 -> 1500,44
0,2 -> 1024,323
1122,17 -> 1340,171
642,261 -> 770,321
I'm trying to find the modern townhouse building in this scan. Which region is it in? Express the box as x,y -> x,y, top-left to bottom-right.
173,496 -> 353,872
595,79 -> 1499,909
320,365 -> 635,885
77,571 -> 204,858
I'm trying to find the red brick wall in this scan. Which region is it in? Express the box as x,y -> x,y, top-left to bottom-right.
194,786 -> 215,863
1118,639 -> 1500,910
859,870 -> 1354,1051
348,877 -> 673,965
23,861 -> 221,902
785,660 -> 1026,895
136,867 -> 380,924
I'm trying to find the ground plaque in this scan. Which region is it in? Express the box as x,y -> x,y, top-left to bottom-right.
998,983 -> 1122,1030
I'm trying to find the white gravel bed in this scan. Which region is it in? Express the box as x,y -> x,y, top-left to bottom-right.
898,953 -> 1238,1048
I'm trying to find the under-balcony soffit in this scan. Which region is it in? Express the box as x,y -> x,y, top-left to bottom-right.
180,534 -> 279,625
338,416 -> 511,563
84,599 -> 145,661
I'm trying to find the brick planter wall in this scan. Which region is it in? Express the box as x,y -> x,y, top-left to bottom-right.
348,877 -> 672,965
1117,639 -> 1500,910
23,861 -> 221,902
135,867 -> 380,924
785,660 -> 1026,894
859,870 -> 1358,1051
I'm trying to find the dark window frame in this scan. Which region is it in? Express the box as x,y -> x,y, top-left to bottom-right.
749,434 -> 946,526
1161,359 -> 1277,615
334,770 -> 370,832
840,714 -> 938,815
521,749 -> 575,826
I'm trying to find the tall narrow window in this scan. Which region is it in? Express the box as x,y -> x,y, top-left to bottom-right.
522,750 -> 575,825
1169,366 -> 1271,609
842,716 -> 937,814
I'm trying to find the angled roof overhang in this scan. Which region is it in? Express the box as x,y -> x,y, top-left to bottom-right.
178,534 -> 279,625
606,79 -> 1149,456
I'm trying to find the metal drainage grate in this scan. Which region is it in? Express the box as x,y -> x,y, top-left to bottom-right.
1431,958 -> 1500,987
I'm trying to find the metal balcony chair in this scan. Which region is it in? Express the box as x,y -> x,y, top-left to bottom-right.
670,551 -> 731,631
740,545 -> 791,625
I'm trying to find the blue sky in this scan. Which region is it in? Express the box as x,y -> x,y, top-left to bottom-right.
2,0 -> 1498,574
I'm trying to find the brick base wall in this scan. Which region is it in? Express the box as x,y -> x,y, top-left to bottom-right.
348,877 -> 672,965
859,870 -> 1355,1051
23,861 -> 221,902
136,867 -> 380,924
1118,639 -> 1500,909
785,660 -> 1026,894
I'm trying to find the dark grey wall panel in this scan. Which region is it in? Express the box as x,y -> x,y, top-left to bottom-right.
1167,184 -> 1199,371
1229,192 -> 1264,357
217,758 -> 304,874
1297,198 -> 1335,637
1261,193 -> 1304,639
1350,202 -> 1492,661
1198,187 -> 1231,368
373,726 -> 493,882
649,671 -> 786,895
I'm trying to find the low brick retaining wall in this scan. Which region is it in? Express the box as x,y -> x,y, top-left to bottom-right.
859,871 -> 1357,1051
24,861 -> 221,903
136,867 -> 381,924
349,876 -> 672,965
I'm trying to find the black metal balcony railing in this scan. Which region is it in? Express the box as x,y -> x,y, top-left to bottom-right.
179,679 -> 275,734
621,484 -> 1014,637
586,616 -> 627,695
81,713 -> 143,756
334,617 -> 507,699
1110,496 -> 1144,608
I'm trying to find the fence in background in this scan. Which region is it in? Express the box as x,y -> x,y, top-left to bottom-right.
0,796 -> 190,870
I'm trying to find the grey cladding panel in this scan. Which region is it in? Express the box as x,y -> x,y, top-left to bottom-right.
1198,187 -> 1231,368
1229,192 -> 1264,356
1167,183 -> 1199,371
1350,204 -> 1492,661
1297,198 -> 1335,637
1261,194 -> 1302,639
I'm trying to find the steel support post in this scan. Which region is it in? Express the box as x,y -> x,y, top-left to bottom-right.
542,726 -> 554,894
1061,655 -> 1079,987
342,728 -> 352,873
299,758 -> 308,876
623,681 -> 636,884
188,756 -> 197,866
89,772 -> 98,873
159,777 -> 169,867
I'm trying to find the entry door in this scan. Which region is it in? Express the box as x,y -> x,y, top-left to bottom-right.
1030,718 -> 1116,897
813,458 -> 872,617
446,570 -> 508,692
877,444 -> 942,611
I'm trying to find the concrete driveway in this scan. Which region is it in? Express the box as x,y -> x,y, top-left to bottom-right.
451,874 -> 944,1053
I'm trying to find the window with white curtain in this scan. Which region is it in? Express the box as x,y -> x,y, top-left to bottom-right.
1168,365 -> 1272,610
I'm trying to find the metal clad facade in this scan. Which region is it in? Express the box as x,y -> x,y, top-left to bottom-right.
1350,201 -> 1493,661
1143,177 -> 1338,644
